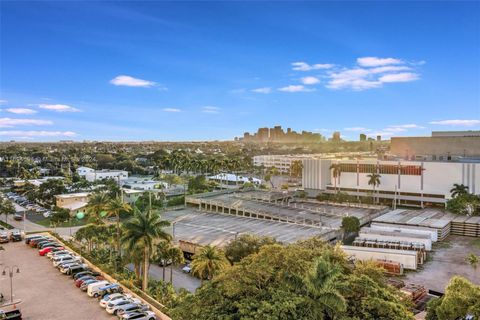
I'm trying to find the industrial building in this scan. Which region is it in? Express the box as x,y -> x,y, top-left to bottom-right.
76,166 -> 128,182
302,158 -> 480,207
390,131 -> 480,160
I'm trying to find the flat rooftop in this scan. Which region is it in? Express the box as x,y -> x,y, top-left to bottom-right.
162,208 -> 337,246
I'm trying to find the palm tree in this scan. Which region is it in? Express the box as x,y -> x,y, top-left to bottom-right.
122,208 -> 171,291
167,246 -> 184,283
290,160 -> 303,178
191,245 -> 229,285
466,253 -> 479,270
329,163 -> 341,194
105,197 -> 132,258
450,183 -> 469,198
155,240 -> 171,282
86,192 -> 110,224
289,258 -> 346,319
367,172 -> 381,204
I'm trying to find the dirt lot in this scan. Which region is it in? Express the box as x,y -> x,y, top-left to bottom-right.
0,240 -> 112,320
404,235 -> 480,292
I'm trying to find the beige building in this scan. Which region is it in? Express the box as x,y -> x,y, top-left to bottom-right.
55,192 -> 90,215
391,131 -> 480,160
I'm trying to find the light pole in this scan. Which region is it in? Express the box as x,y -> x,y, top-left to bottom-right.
2,265 -> 20,303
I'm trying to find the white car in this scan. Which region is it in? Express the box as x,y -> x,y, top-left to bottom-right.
48,251 -> 70,259
182,263 -> 191,273
119,311 -> 156,320
53,255 -> 80,267
100,293 -> 128,308
106,298 -> 141,315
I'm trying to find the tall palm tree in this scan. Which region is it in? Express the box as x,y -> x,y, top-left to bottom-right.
191,245 -> 229,285
105,197 -> 132,257
86,192 -> 110,224
167,246 -> 184,283
155,240 -> 171,282
290,258 -> 347,319
367,172 -> 381,204
122,208 -> 171,291
450,183 -> 469,198
329,163 -> 341,194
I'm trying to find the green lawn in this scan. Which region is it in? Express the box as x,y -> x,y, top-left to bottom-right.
35,218 -> 87,228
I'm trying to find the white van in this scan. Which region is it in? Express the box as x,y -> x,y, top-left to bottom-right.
87,281 -> 110,298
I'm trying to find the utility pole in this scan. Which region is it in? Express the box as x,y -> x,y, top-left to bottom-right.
2,265 -> 20,303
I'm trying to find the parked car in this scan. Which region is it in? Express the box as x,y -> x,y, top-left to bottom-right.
10,231 -> 22,242
0,232 -> 9,244
95,283 -> 123,299
115,303 -> 149,318
75,275 -> 96,287
106,298 -> 140,315
99,293 -> 126,308
119,311 -> 156,320
25,235 -> 44,244
48,250 -> 70,259
87,280 -> 110,298
81,279 -> 100,291
53,255 -> 78,267
39,246 -> 64,256
182,263 -> 191,273
73,270 -> 100,280
67,265 -> 89,276
59,262 -> 83,274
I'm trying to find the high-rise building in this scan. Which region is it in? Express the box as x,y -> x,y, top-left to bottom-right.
359,133 -> 367,141
332,131 -> 341,142
377,135 -> 382,141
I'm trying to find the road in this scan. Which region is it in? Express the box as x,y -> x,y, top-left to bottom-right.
0,214 -> 82,239
128,263 -> 201,293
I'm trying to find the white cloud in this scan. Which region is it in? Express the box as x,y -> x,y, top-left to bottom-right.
379,72 -> 419,83
367,131 -> 395,137
429,119 -> 480,126
0,130 -> 76,137
0,100 -> 7,104
291,62 -> 334,71
202,106 -> 220,114
389,124 -> 424,129
357,57 -> 403,67
39,104 -> 80,112
384,127 -> 407,132
369,66 -> 411,74
327,68 -> 382,90
278,85 -> 314,92
110,75 -> 156,88
6,108 -> 37,115
0,118 -> 53,128
301,76 -> 320,85
344,127 -> 370,132
162,108 -> 181,112
251,87 -> 272,94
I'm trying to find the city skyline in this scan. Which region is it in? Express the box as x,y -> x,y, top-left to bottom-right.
1,1 -> 479,141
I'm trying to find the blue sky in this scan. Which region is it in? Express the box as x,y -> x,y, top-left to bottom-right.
0,1 -> 479,141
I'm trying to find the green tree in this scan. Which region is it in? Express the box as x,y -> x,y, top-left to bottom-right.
224,234 -> 277,264
86,192 -> 110,223
447,193 -> 480,216
191,245 -> 229,284
450,183 -> 469,198
290,160 -> 303,178
466,253 -> 479,270
155,240 -> 171,282
289,257 -> 347,319
1,199 -> 16,224
367,172 -> 381,204
122,208 -> 171,291
105,197 -> 132,258
426,276 -> 480,320
341,216 -> 360,233
329,163 -> 341,194
167,246 -> 185,283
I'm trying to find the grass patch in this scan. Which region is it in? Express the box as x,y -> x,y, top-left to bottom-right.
35,218 -> 87,228
471,238 -> 480,249
0,220 -> 14,229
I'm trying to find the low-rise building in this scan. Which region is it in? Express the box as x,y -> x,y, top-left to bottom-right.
14,176 -> 64,187
55,192 -> 90,215
85,169 -> 128,182
207,173 -> 262,186
302,158 -> 480,207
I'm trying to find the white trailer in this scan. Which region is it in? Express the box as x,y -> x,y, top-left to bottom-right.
359,227 -> 432,251
370,222 -> 438,242
341,245 -> 418,270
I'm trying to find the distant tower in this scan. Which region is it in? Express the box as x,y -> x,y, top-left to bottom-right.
359,133 -> 367,142
332,131 -> 341,142
377,135 -> 381,141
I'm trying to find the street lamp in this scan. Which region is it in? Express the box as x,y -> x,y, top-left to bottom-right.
2,265 -> 20,303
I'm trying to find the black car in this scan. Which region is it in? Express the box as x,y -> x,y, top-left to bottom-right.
73,270 -> 100,280
13,214 -> 23,221
10,232 -> 22,242
38,242 -> 60,249
25,235 -> 44,244
68,265 -> 89,276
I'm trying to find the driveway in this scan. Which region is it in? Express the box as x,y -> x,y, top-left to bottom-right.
0,240 -> 112,320
128,263 -> 201,293
0,214 -> 82,239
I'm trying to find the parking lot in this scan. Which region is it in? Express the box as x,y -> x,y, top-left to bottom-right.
0,240 -> 112,320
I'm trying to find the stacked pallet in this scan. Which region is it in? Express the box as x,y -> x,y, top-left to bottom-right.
450,215 -> 480,237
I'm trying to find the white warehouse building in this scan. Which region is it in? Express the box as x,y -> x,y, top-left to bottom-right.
85,169 -> 129,182
253,154 -> 317,173
302,158 -> 480,207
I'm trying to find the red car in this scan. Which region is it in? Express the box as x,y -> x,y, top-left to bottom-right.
75,276 -> 103,287
39,246 -> 64,256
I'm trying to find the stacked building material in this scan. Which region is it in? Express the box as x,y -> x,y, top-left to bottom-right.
450,216 -> 480,237
359,227 -> 432,251
342,245 -> 418,270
